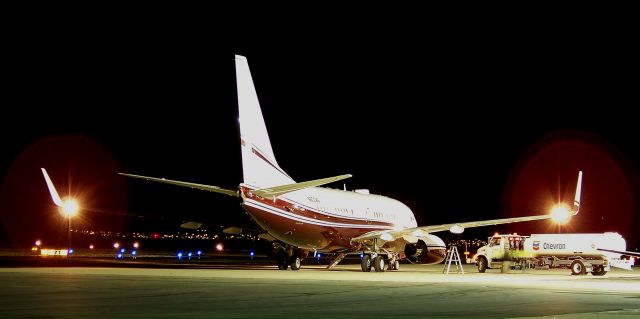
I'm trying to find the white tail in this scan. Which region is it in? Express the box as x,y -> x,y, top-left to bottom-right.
235,55 -> 294,188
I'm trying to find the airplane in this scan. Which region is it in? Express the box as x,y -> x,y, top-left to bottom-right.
114,55 -> 584,272
597,248 -> 640,258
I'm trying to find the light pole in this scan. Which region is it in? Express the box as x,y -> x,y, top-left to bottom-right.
61,198 -> 78,254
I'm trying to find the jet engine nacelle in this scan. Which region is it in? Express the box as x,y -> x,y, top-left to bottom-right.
404,240 -> 447,264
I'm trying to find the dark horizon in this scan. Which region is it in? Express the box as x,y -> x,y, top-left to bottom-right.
2,26 -> 639,251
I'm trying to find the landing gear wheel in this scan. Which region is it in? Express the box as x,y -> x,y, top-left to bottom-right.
373,256 -> 385,272
290,257 -> 301,271
392,260 -> 400,271
477,257 -> 487,273
361,255 -> 372,272
570,260 -> 586,275
277,260 -> 288,270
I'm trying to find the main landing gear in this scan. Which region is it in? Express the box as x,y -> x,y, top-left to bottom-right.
360,253 -> 400,272
275,244 -> 306,271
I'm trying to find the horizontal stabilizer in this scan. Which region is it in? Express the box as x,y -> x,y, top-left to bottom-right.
119,173 -> 237,197
250,174 -> 352,198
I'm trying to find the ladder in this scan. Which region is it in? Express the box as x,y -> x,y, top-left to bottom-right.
326,253 -> 346,270
442,245 -> 464,274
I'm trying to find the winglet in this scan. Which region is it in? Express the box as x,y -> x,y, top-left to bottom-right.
572,171 -> 583,215
41,168 -> 63,207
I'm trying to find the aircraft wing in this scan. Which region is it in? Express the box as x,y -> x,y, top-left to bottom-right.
119,173 -> 238,197
597,248 -> 640,257
351,214 -> 552,242
353,171 -> 583,244
251,174 -> 352,198
41,168 -> 64,206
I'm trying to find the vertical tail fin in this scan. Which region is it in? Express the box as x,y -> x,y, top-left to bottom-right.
235,55 -> 294,188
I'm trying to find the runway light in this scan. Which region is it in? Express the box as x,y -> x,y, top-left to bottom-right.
551,204 -> 571,224
120,248 -> 125,253
116,253 -> 123,259
89,244 -> 94,249
177,252 -> 183,261
35,240 -> 41,246
68,249 -> 74,254
216,243 -> 223,251
113,242 -> 120,249
133,242 -> 139,249
360,253 -> 364,259
197,250 -> 202,255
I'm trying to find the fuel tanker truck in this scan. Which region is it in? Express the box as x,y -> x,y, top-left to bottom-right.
474,232 -> 635,275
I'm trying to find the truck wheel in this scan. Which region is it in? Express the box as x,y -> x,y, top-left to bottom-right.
477,257 -> 487,273
570,260 -> 586,275
591,265 -> 607,276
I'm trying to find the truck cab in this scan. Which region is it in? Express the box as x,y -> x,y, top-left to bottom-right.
475,234 -> 528,272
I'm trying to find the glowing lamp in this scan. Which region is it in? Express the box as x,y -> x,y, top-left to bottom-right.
551,204 -> 571,224
61,199 -> 79,217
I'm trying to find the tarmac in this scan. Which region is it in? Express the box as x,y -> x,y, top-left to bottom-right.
0,256 -> 638,318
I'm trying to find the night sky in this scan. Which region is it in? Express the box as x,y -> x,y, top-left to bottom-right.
2,22 -> 638,251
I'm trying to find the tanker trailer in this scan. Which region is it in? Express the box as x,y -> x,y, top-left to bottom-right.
475,232 -> 633,275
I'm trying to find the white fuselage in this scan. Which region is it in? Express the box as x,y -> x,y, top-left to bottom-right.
240,184 -> 418,252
